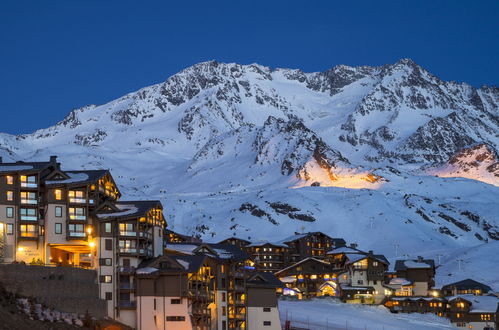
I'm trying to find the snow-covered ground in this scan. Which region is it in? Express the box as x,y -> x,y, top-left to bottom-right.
278,299 -> 455,330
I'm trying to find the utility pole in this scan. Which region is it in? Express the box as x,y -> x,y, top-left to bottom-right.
393,243 -> 399,257
457,259 -> 464,272
436,253 -> 444,265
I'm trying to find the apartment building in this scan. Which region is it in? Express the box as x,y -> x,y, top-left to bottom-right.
0,156 -> 166,328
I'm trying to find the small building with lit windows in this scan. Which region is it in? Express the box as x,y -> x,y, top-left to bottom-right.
441,279 -> 493,297
447,295 -> 498,330
393,257 -> 436,296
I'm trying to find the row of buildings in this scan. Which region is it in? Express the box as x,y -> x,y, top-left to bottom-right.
0,157 -> 282,330
0,156 -> 496,329
212,234 -> 498,329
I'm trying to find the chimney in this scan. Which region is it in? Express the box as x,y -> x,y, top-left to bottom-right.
350,243 -> 358,249
50,155 -> 57,164
0,156 -> 2,163
368,250 -> 373,255
417,256 -> 423,262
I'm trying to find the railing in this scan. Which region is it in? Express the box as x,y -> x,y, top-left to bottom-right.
20,215 -> 37,221
139,231 -> 152,239
68,232 -> 86,237
20,231 -> 38,237
120,248 -> 137,253
21,182 -> 37,188
139,248 -> 153,256
119,283 -> 136,290
120,231 -> 137,237
69,215 -> 87,221
119,301 -> 136,308
69,198 -> 87,204
20,199 -> 37,205
89,199 -> 94,204
118,266 -> 136,273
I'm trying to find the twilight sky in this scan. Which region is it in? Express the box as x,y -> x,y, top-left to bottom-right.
0,0 -> 497,134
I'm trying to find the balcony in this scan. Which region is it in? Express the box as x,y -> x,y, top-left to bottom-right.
118,266 -> 136,274
139,231 -> 152,240
21,182 -> 37,188
119,301 -> 136,309
69,215 -> 87,221
20,199 -> 37,205
19,231 -> 38,238
139,248 -> 153,257
20,215 -> 38,221
69,198 -> 87,204
119,248 -> 137,254
119,282 -> 136,291
120,231 -> 137,237
68,231 -> 86,238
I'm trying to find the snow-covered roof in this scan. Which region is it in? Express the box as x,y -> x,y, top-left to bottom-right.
96,205 -> 138,219
247,240 -> 288,248
404,260 -> 432,269
275,257 -> 331,275
389,277 -> 413,286
394,259 -> 435,271
46,173 -> 89,185
447,295 -> 499,313
0,165 -> 33,171
327,246 -> 365,255
135,267 -> 158,274
164,244 -> 198,255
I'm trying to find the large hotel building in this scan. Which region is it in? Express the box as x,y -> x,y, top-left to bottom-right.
0,156 -> 282,330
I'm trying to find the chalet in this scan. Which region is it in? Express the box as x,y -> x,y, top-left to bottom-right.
384,296 -> 447,316
335,250 -> 390,304
245,240 -> 289,273
274,257 -> 337,299
135,254 -> 216,330
338,284 -> 376,304
164,228 -> 201,243
448,295 -> 499,329
218,237 -> 251,249
245,272 -> 283,330
442,279 -> 493,297
383,277 -> 415,296
394,257 -> 436,296
280,232 -> 341,263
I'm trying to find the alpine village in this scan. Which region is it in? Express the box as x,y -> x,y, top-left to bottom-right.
0,156 -> 496,330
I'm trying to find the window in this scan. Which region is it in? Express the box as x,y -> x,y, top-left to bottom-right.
263,321 -> 272,326
373,261 -> 379,266
263,307 -> 271,312
6,175 -> 13,185
20,175 -> 36,187
55,206 -> 62,217
153,298 -> 156,310
221,278 -> 226,289
105,239 -> 113,251
166,316 -> 185,322
105,223 -> 112,233
100,275 -> 112,283
99,258 -> 112,266
68,223 -> 85,237
105,292 -> 112,300
6,191 -> 13,201
222,306 -> 226,316
68,190 -> 85,202
222,292 -> 226,302
222,321 -> 227,330
55,223 -> 62,234
6,207 -> 13,218
6,224 -> 13,235
20,224 -> 37,237
358,280 -> 364,284
171,299 -> 181,304
54,189 -> 62,200
69,207 -> 86,220
20,208 -> 37,221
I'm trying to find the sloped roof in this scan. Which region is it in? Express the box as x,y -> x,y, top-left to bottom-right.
96,200 -> 162,220
0,161 -> 53,173
45,169 -> 108,186
217,237 -> 251,245
327,246 -> 366,255
247,240 -> 288,248
246,272 -> 283,288
441,278 -> 492,293
137,254 -> 207,274
275,257 -> 331,276
447,295 -> 499,313
394,259 -> 435,271
164,242 -> 249,261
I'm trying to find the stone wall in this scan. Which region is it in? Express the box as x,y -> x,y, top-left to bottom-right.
0,263 -> 107,318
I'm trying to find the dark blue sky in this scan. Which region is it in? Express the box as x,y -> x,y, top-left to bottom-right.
1,1 -> 497,134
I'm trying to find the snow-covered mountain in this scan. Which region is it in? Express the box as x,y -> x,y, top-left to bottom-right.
1,59 -> 498,288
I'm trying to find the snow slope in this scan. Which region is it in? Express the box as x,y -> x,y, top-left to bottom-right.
0,59 -> 497,290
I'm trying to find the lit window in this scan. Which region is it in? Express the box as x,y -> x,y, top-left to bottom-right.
6,224 -> 14,235
6,176 -> 13,185
54,189 -> 62,200
6,191 -> 13,201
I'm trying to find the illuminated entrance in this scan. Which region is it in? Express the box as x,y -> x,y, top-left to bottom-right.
48,244 -> 93,268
